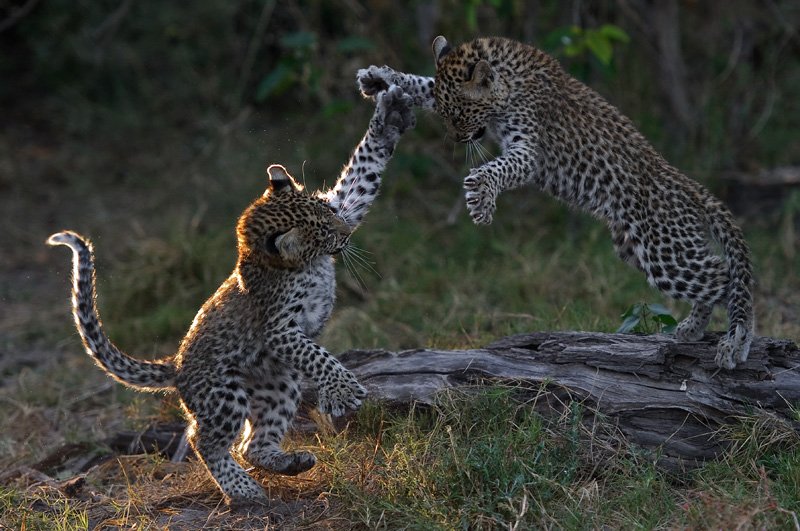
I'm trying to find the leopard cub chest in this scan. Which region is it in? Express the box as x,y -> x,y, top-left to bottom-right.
293,256 -> 337,338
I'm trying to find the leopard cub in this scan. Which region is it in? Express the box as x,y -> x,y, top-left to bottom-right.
48,86 -> 415,504
359,37 -> 754,369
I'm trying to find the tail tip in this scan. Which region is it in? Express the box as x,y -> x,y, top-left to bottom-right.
46,230 -> 83,248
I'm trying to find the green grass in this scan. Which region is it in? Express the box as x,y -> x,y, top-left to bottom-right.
0,486 -> 89,530
311,388 -> 800,530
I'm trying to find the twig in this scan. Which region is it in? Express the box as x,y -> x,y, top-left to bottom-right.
170,427 -> 191,463
0,0 -> 41,34
90,0 -> 135,41
235,0 -> 277,109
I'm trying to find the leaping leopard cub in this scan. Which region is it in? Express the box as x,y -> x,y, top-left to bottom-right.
358,36 -> 754,370
47,85 -> 415,505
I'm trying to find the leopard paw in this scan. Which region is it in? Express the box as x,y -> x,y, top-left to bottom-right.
675,318 -> 705,342
244,448 -> 317,476
356,65 -> 398,99
375,85 -> 416,140
318,369 -> 367,417
463,170 -> 497,225
715,323 -> 753,369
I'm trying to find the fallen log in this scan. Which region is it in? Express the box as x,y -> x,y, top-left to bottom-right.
339,332 -> 800,470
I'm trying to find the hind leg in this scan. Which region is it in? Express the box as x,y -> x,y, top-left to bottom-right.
181,377 -> 266,505
675,302 -> 712,342
611,223 -> 644,271
646,250 -> 735,361
664,255 -> 751,369
240,366 -> 315,476
717,290 -> 755,368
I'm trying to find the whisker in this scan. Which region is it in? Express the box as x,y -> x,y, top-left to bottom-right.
344,242 -> 381,277
472,140 -> 490,164
476,140 -> 492,162
341,247 -> 369,289
347,244 -> 373,256
346,247 -> 382,279
468,141 -> 478,164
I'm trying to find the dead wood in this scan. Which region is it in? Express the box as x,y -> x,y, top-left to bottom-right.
339,331 -> 800,469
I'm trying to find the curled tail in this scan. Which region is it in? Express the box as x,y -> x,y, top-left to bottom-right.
47,231 -> 176,390
706,204 -> 755,365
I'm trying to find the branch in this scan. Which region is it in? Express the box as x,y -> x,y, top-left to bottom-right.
340,331 -> 800,468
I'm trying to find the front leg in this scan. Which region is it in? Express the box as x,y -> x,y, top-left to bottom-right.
320,85 -> 415,228
265,329 -> 367,417
464,143 -> 538,225
357,65 -> 436,111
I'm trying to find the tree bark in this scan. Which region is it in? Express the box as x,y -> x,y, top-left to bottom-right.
339,332 -> 800,470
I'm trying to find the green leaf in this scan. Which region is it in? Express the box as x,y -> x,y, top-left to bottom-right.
336,36 -> 374,54
584,31 -> 613,65
464,0 -> 481,31
646,303 -> 672,316
599,24 -> 630,43
621,303 -> 643,319
652,314 -> 678,326
564,41 -> 585,58
542,27 -> 575,52
322,99 -> 352,117
617,314 -> 641,333
652,313 -> 677,334
661,323 -> 677,334
255,63 -> 295,102
280,31 -> 316,50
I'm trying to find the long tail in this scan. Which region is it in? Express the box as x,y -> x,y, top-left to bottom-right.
47,231 -> 176,390
706,202 -> 755,355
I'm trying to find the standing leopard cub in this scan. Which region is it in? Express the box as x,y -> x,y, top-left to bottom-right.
358,36 -> 754,370
47,86 -> 415,505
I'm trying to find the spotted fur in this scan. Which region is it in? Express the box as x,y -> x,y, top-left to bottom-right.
358,37 -> 754,370
47,86 -> 415,505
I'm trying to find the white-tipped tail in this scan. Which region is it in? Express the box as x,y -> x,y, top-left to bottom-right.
48,230 -> 176,390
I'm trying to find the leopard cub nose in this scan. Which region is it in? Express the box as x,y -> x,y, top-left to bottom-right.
334,216 -> 352,237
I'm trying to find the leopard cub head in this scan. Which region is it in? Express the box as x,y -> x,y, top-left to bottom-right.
237,164 -> 351,269
432,35 -> 510,143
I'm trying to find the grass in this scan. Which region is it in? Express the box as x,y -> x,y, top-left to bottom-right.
4,386 -> 796,529
313,388 -> 799,530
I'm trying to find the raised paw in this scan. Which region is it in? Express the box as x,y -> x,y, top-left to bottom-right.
356,65 -> 398,99
317,369 -> 367,417
375,85 -> 416,138
463,169 -> 497,225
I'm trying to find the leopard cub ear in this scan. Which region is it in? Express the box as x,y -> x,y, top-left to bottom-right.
273,227 -> 300,259
432,35 -> 452,66
266,164 -> 302,195
462,60 -> 493,100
